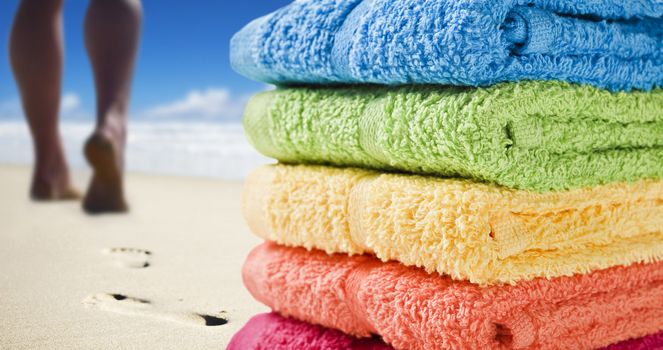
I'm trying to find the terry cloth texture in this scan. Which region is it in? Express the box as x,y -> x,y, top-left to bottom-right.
228,313 -> 663,350
227,313 -> 392,350
243,243 -> 663,350
230,0 -> 663,91
243,165 -> 663,285
243,82 -> 663,191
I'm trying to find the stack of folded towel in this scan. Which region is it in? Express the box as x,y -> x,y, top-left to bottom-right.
228,1 -> 663,349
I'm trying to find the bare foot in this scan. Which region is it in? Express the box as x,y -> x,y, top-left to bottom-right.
31,180 -> 80,201
83,126 -> 128,213
30,161 -> 80,201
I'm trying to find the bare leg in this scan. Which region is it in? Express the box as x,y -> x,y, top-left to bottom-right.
9,0 -> 80,200
83,0 -> 142,213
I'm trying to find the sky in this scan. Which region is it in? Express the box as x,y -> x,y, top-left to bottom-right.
0,0 -> 291,121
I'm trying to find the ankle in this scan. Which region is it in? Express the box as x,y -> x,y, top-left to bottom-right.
33,160 -> 70,185
96,113 -> 127,141
34,138 -> 68,168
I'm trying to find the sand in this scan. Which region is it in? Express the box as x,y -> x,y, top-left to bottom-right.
0,164 -> 267,349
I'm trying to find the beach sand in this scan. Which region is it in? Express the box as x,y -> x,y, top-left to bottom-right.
0,164 -> 267,349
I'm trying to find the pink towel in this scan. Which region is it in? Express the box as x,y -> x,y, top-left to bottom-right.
227,313 -> 663,350
243,243 -> 663,350
227,313 -> 391,350
604,331 -> 663,350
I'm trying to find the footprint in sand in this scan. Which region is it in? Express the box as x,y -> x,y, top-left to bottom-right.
104,247 -> 151,268
82,293 -> 228,326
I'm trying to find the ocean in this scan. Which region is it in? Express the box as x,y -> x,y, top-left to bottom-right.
0,121 -> 272,180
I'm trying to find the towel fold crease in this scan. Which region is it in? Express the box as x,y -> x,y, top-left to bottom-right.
243,82 -> 663,191
242,243 -> 663,350
243,164 -> 663,284
230,0 -> 663,90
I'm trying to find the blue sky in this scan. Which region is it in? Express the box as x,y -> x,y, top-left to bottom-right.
0,0 -> 291,121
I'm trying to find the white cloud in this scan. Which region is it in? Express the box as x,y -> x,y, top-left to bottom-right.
143,88 -> 250,121
1,88 -> 252,122
60,93 -> 81,113
59,92 -> 90,119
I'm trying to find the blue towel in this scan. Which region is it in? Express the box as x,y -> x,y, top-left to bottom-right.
230,0 -> 663,91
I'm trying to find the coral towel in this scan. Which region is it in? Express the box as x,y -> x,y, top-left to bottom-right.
243,243 -> 663,350
243,82 -> 663,191
243,165 -> 663,285
230,0 -> 663,91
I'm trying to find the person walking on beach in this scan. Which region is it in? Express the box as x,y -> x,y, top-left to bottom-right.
9,0 -> 142,213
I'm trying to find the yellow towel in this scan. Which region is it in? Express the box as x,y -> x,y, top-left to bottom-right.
243,164 -> 663,285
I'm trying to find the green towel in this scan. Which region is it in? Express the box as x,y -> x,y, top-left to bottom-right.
244,81 -> 663,191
